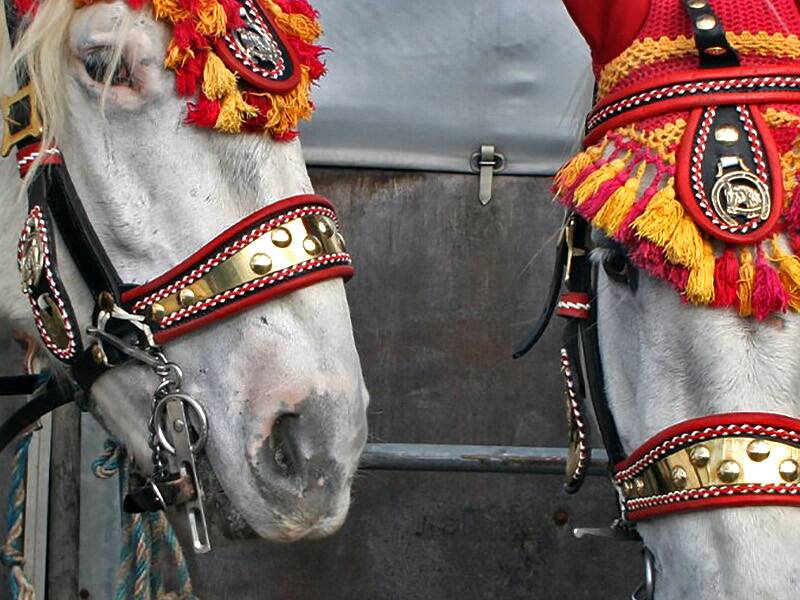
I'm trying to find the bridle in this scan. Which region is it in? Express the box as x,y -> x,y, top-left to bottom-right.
516,1 -> 800,597
0,4 -> 352,554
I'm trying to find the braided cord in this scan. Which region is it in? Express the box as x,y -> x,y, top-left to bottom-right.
2,434 -> 35,600
93,439 -> 198,600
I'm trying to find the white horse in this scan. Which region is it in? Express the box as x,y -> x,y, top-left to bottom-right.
596,266 -> 800,599
0,0 -> 369,547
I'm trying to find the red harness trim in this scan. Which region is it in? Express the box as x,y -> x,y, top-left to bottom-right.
583,65 -> 800,146
121,194 -> 353,345
16,143 -> 63,178
615,412 -> 800,521
557,291 -> 591,319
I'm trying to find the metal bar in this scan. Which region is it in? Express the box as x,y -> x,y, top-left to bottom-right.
360,444 -> 609,475
24,412 -> 51,597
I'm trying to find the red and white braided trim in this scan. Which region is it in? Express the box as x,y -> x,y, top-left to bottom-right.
587,74 -> 800,131
615,423 -> 800,483
625,482 -> 800,513
561,348 -> 589,485
18,207 -> 78,361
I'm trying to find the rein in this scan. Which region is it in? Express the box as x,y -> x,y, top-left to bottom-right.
0,9 -> 352,556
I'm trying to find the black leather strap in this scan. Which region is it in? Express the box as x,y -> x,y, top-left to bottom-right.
33,164 -> 123,300
513,231 -> 566,359
514,214 -> 626,466
683,0 -> 740,68
0,375 -> 76,453
0,374 -> 48,397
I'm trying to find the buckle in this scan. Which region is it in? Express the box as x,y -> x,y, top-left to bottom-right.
1,83 -> 43,157
563,214 -> 585,284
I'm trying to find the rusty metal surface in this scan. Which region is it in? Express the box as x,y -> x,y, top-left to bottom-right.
183,168 -> 643,599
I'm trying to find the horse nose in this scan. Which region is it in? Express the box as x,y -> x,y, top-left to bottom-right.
260,396 -> 366,492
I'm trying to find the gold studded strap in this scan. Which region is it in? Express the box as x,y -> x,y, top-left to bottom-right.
614,412 -> 800,521
120,194 -> 353,344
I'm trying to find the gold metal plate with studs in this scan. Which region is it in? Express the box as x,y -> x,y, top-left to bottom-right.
1,84 -> 43,157
146,213 -> 346,323
619,436 -> 800,500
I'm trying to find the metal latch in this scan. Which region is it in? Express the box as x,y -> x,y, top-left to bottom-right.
470,145 -> 505,206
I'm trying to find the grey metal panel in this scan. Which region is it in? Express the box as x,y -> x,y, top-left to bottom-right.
300,0 -> 592,175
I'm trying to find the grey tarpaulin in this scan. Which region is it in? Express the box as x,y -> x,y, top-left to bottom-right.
299,0 -> 592,175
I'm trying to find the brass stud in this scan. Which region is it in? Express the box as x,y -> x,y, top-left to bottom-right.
90,343 -> 106,365
334,232 -> 346,250
696,14 -> 717,30
303,235 -> 322,256
687,0 -> 707,7
317,216 -> 336,238
746,439 -> 770,462
271,227 -> 292,248
98,291 -> 115,312
779,459 -> 799,482
178,288 -> 196,308
634,477 -> 646,495
671,466 -> 688,489
249,253 -> 273,275
622,480 -> 634,497
717,460 -> 741,483
714,125 -> 740,146
149,302 -> 166,323
689,445 -> 711,468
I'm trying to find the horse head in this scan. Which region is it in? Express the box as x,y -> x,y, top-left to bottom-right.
1,0 -> 368,543
542,1 -> 800,597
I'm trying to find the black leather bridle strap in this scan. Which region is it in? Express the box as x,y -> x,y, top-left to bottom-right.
683,0 -> 740,68
513,229 -> 567,359
0,374 -> 76,453
514,213 -> 626,466
37,163 -> 123,299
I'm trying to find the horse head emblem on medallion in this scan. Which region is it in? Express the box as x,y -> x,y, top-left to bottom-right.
710,158 -> 771,229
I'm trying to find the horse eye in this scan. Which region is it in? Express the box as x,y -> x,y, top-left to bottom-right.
603,250 -> 637,289
82,47 -> 132,87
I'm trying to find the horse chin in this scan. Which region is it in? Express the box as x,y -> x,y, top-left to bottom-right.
195,452 -> 351,543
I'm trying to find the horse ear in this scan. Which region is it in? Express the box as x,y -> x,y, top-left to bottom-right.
562,0 -> 650,66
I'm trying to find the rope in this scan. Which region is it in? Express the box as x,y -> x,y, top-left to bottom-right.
1,433 -> 35,600
93,439 -> 198,600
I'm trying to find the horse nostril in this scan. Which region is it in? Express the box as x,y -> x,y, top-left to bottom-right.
268,413 -> 301,477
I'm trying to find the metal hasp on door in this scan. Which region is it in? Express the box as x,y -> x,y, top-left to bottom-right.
470,145 -> 506,205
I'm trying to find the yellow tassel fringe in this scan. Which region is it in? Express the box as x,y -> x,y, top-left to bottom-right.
738,247 -> 755,317
196,0 -> 228,37
685,241 -> 715,305
203,52 -> 237,100
151,0 -> 190,23
215,89 -> 259,133
631,179 -> 683,245
263,0 -> 323,41
593,162 -> 645,235
554,143 -> 606,193
574,158 -> 627,205
665,216 -> 703,269
768,237 -> 800,310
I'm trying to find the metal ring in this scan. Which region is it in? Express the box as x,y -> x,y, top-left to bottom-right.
632,547 -> 656,600
153,393 -> 208,455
